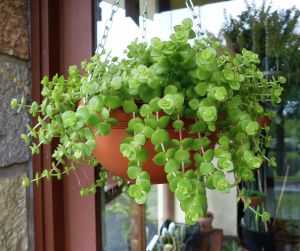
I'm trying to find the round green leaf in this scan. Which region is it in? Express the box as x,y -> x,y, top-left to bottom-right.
136,148 -> 149,163
185,210 -> 203,225
218,135 -> 230,146
127,165 -> 142,179
140,104 -> 153,117
151,129 -> 169,145
181,138 -> 193,149
245,121 -> 259,136
223,69 -> 235,81
111,76 -> 122,90
86,111 -> 100,127
158,95 -> 175,111
144,117 -> 158,129
196,68 -> 211,80
166,148 -> 176,159
189,98 -> 200,110
214,87 -> 228,101
164,159 -> 180,173
205,176 -> 215,189
194,83 -> 208,96
136,177 -> 151,192
216,178 -> 230,191
122,100 -> 138,113
199,162 -> 214,176
149,97 -> 160,112
76,106 -> 89,122
164,85 -> 177,95
152,152 -> 166,166
175,186 -> 190,201
262,211 -> 270,222
134,134 -> 146,145
135,190 -> 147,204
62,111 -> 76,127
219,159 -> 234,171
88,96 -> 103,112
128,118 -> 144,130
10,98 -> 18,109
172,120 -> 184,130
203,149 -> 214,162
151,37 -> 163,50
144,126 -> 154,138
229,81 -> 240,90
174,149 -> 190,162
96,122 -> 111,136
106,96 -> 122,109
198,106 -> 217,122
29,101 -> 38,116
101,107 -> 110,120
158,116 -> 170,128
241,169 -> 254,181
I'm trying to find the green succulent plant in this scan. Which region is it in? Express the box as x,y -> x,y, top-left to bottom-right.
155,222 -> 188,251
11,18 -> 285,225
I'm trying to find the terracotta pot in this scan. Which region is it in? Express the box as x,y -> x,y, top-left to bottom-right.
258,115 -> 272,127
198,211 -> 214,233
92,109 -> 217,184
250,196 -> 264,208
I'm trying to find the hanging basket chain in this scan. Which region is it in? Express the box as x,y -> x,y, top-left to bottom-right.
89,0 -> 120,83
96,0 -> 121,54
185,0 -> 203,38
141,0 -> 149,42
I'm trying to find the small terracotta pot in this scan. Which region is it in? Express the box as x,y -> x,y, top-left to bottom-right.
198,211 -> 214,233
91,108 -> 217,184
250,196 -> 264,207
258,115 -> 272,127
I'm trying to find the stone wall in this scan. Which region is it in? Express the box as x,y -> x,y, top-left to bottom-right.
0,0 -> 33,250
0,0 -> 30,60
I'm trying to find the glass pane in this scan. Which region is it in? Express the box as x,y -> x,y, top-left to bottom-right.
146,185 -> 158,244
103,193 -> 131,251
96,1 -> 139,57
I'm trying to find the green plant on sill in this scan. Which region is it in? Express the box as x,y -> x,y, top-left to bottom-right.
155,222 -> 188,251
222,240 -> 242,251
11,18 -> 285,225
244,188 -> 265,198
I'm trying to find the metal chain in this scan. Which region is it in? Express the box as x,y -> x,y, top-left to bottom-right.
141,0 -> 149,42
88,0 -> 120,83
185,0 -> 203,38
95,0 -> 121,54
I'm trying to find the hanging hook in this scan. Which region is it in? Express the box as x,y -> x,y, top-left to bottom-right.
185,0 -> 194,12
141,0 -> 149,42
185,0 -> 203,38
95,0 -> 121,54
88,0 -> 121,83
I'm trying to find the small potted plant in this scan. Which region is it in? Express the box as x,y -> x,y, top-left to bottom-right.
150,220 -> 199,251
198,211 -> 214,233
11,18 -> 285,225
244,189 -> 265,208
155,222 -> 188,251
241,208 -> 275,251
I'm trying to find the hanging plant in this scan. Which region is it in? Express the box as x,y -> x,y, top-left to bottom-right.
11,19 -> 285,225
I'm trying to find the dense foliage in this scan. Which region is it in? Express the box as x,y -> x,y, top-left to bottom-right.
11,19 -> 285,225
222,3 -> 300,176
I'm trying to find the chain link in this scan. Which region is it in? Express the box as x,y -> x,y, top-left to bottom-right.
95,0 -> 121,54
185,0 -> 203,38
141,0 -> 149,42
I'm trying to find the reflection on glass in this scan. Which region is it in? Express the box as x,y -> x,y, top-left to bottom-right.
146,185 -> 158,245
215,0 -> 300,219
103,193 -> 131,251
